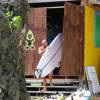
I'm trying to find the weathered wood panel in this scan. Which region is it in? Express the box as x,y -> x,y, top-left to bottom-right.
60,3 -> 84,77
25,8 -> 47,75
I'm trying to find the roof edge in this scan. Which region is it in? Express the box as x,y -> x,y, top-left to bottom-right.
28,0 -> 78,3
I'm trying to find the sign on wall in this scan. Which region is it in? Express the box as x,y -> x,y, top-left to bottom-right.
85,66 -> 100,95
25,30 -> 35,50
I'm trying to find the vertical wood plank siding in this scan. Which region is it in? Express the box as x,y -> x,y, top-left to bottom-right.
60,3 -> 84,77
25,8 -> 47,75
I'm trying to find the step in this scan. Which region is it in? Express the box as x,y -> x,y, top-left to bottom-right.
26,75 -> 74,79
27,83 -> 79,86
28,90 -> 72,96
27,87 -> 78,92
27,85 -> 78,88
27,85 -> 78,90
27,83 -> 79,87
26,79 -> 80,96
26,79 -> 79,86
26,75 -> 79,79
31,95 -> 68,100
26,79 -> 79,83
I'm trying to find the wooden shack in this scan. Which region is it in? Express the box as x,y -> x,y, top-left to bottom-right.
25,1 -> 85,78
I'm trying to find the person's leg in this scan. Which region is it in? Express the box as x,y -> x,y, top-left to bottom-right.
41,77 -> 47,92
48,74 -> 53,85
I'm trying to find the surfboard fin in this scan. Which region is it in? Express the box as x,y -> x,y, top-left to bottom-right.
35,69 -> 43,78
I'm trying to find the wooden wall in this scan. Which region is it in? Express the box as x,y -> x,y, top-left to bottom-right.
61,3 -> 84,77
24,3 -> 85,77
25,8 -> 47,75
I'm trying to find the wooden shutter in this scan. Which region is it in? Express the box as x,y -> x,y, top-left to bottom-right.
61,3 -> 84,77
25,8 -> 47,76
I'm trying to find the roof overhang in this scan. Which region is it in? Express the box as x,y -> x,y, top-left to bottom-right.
88,1 -> 100,5
28,0 -> 78,3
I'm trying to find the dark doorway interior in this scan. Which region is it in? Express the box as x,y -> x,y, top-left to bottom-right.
47,8 -> 64,75
47,8 -> 63,45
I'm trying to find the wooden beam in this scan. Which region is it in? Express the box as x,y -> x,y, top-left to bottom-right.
85,1 -> 100,9
88,1 -> 100,5
28,0 -> 78,3
47,6 -> 64,9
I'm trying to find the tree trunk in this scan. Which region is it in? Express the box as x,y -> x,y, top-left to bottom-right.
0,65 -> 30,100
0,0 -> 30,100
0,30 -> 30,100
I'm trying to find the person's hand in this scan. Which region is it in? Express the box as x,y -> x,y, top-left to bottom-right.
40,46 -> 44,50
38,46 -> 45,55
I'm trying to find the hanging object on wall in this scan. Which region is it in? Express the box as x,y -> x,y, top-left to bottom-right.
25,30 -> 35,50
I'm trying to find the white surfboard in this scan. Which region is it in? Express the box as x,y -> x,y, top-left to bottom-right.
35,33 -> 62,78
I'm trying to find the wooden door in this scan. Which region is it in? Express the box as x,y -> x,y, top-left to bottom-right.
61,3 -> 84,77
25,8 -> 47,76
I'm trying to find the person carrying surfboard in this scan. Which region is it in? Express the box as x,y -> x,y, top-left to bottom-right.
38,39 -> 53,93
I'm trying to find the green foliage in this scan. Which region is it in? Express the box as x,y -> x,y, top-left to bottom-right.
12,16 -> 22,30
3,11 -> 22,30
0,0 -> 29,71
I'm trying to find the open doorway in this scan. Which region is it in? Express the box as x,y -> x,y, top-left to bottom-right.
46,8 -> 64,75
